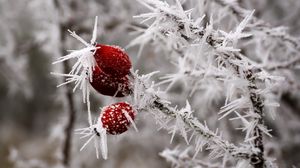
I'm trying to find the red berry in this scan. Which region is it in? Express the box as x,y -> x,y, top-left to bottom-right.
101,102 -> 136,135
90,66 -> 131,97
94,44 -> 132,77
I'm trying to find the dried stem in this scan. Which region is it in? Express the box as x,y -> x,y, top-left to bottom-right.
53,0 -> 77,166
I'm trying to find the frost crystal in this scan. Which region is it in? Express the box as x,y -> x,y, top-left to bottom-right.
52,17 -> 109,159
128,0 -> 287,167
52,17 -> 99,126
75,118 -> 108,159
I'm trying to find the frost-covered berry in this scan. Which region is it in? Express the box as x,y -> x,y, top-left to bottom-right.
101,102 -> 136,135
94,44 -> 131,77
90,66 -> 131,97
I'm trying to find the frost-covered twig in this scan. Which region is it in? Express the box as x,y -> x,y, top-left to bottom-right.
160,147 -> 221,168
213,0 -> 300,73
213,0 -> 300,49
74,118 -> 108,160
130,0 -> 278,167
50,0 -> 283,166
244,70 -> 265,167
265,56 -> 300,71
132,72 -> 256,164
152,98 -> 254,160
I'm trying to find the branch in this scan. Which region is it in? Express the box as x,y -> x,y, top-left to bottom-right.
160,147 -> 222,168
152,98 -> 253,160
265,56 -> 300,71
54,0 -> 77,166
244,70 -> 265,168
132,73 -> 255,164
213,0 -> 300,49
133,1 -> 270,167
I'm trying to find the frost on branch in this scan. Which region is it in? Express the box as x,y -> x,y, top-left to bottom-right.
2,0 -> 300,167
131,72 -> 255,165
75,118 -> 108,160
49,0 -> 285,165
52,16 -> 110,159
160,147 -> 221,168
129,0 -> 289,167
52,17 -> 99,126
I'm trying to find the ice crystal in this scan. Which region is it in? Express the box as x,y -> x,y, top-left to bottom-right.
52,17 -> 99,126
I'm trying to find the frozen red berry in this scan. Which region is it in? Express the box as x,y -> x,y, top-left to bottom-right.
101,102 -> 136,135
90,66 -> 131,97
94,44 -> 131,77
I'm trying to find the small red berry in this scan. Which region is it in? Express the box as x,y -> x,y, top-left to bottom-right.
101,102 -> 136,135
90,66 -> 131,97
94,44 -> 132,77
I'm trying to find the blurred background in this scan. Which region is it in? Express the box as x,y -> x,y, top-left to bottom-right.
0,0 -> 300,167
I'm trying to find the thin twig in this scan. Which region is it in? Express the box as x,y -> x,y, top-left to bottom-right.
132,74 -> 255,163
213,0 -> 299,49
134,2 -> 267,166
53,0 -> 77,166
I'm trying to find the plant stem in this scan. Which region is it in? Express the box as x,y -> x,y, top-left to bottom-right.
61,61 -> 76,167
53,0 -> 77,166
244,70 -> 265,168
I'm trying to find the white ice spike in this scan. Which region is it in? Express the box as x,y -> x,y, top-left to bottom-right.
52,16 -> 100,127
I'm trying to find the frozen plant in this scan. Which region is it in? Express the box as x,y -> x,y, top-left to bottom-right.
51,0 -> 300,168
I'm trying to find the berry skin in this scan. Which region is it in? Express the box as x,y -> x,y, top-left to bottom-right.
101,102 -> 136,135
90,66 -> 131,97
94,44 -> 132,77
